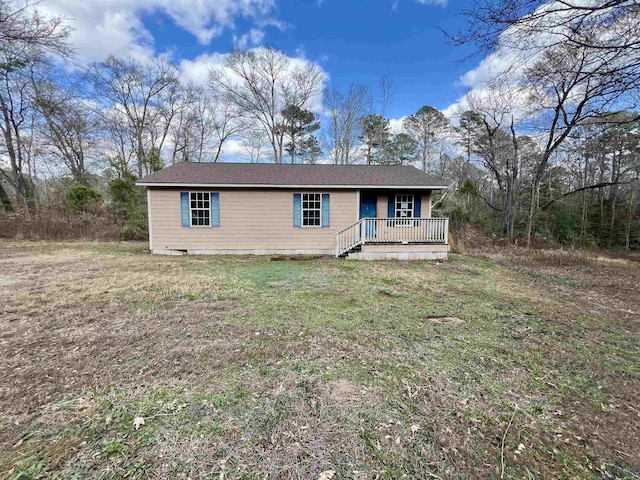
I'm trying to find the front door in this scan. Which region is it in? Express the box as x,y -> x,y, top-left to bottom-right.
359,193 -> 377,239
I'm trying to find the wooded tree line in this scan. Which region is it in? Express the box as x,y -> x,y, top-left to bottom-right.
0,0 -> 638,248
0,2 -> 428,216
445,0 -> 640,247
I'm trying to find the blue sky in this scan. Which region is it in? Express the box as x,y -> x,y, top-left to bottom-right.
43,0 -> 479,122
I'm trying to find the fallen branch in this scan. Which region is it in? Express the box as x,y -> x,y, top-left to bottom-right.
500,405 -> 518,479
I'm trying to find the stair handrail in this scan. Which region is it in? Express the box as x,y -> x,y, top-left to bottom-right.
335,218 -> 364,257
335,218 -> 363,236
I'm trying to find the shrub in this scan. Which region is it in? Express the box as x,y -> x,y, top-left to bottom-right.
579,233 -> 597,249
66,184 -> 102,214
108,172 -> 148,240
0,194 -> 123,241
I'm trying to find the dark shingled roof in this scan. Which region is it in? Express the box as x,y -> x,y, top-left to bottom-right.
137,163 -> 448,189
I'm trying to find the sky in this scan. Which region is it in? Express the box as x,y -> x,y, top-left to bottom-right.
40,0 -> 482,124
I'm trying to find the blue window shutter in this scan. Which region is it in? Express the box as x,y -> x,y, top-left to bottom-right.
293,193 -> 301,227
321,194 -> 330,228
210,192 -> 220,227
180,192 -> 190,227
414,194 -> 421,218
387,195 -> 395,226
387,195 -> 395,217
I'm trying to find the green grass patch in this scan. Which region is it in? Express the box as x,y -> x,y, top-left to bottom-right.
1,242 -> 638,479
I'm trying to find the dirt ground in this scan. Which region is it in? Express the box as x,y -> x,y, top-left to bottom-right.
469,246 -> 640,472
0,241 -> 638,479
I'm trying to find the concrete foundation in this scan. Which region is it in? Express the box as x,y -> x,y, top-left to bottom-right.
152,243 -> 449,260
152,248 -> 334,256
346,242 -> 449,260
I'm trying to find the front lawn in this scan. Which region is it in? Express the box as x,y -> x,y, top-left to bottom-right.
0,241 -> 638,479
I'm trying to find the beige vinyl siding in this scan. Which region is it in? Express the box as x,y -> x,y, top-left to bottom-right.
149,188 -> 357,252
422,191 -> 432,218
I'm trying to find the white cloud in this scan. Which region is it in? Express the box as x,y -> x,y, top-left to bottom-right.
233,28 -> 265,49
389,116 -> 406,133
415,0 -> 448,7
442,28 -> 544,121
216,138 -> 249,162
39,0 -> 278,61
179,52 -> 228,86
179,47 -> 329,113
442,0 -> 620,122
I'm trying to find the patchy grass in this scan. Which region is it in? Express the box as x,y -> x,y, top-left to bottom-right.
0,241 -> 639,479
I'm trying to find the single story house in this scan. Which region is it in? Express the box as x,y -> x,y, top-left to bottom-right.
136,163 -> 450,259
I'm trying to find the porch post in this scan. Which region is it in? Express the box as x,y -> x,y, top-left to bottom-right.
444,218 -> 449,245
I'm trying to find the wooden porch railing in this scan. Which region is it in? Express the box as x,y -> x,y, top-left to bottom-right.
335,217 -> 449,257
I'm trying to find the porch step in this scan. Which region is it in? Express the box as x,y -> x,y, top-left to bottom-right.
337,244 -> 361,258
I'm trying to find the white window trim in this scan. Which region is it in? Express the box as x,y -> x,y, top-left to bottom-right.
395,193 -> 415,227
189,191 -> 211,227
300,192 -> 323,228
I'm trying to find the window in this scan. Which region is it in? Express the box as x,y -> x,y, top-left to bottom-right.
302,193 -> 321,227
190,192 -> 210,226
395,194 -> 414,225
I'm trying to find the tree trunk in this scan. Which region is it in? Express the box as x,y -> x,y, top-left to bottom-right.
525,181 -> 537,248
502,178 -> 514,239
609,197 -> 618,248
136,129 -> 145,177
580,155 -> 589,237
0,182 -> 12,212
1,101 -> 27,206
624,191 -> 635,249
213,141 -> 223,163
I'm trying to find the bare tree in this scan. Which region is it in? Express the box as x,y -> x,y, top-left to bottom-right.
99,107 -> 136,175
208,93 -> 244,162
208,47 -> 324,163
147,77 -> 183,170
0,0 -> 71,208
453,0 -> 640,244
378,73 -> 395,119
0,53 -> 46,208
32,75 -> 98,184
170,86 -> 244,163
454,0 -> 640,59
322,84 -> 372,164
403,105 -> 450,172
169,86 -> 198,164
240,126 -> 269,163
465,89 -> 528,239
377,73 -> 395,159
0,0 -> 72,58
90,56 -> 180,177
0,174 -> 11,211
520,40 -> 640,244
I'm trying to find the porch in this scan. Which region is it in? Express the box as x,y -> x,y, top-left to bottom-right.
335,217 -> 449,259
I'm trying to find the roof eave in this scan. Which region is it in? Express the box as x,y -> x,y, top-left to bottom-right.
135,182 -> 449,190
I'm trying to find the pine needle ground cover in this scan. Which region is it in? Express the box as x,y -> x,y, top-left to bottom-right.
0,241 -> 638,479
